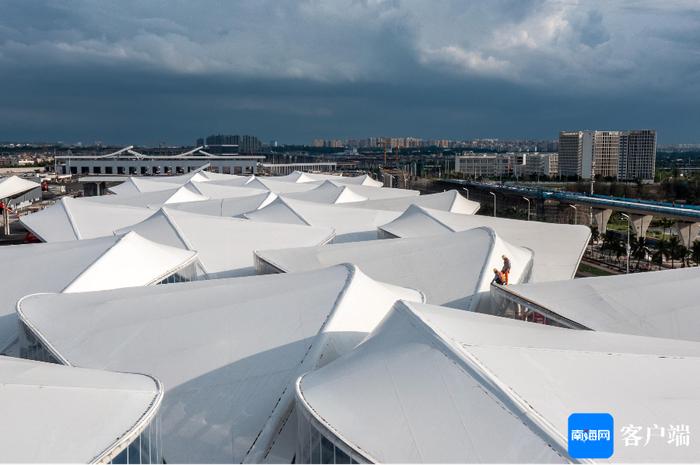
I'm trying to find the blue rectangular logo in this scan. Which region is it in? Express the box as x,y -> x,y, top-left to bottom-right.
568,413 -> 614,459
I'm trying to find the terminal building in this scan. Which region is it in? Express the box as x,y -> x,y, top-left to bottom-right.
54,146 -> 264,176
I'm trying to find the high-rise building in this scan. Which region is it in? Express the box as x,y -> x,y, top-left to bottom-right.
558,129 -> 656,181
619,130 -> 656,182
559,131 -> 591,178
203,134 -> 262,154
592,131 -> 623,179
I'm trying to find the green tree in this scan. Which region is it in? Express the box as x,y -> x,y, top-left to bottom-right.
668,236 -> 682,268
691,240 -> 700,266
653,238 -> 669,268
631,236 -> 651,270
601,231 -> 619,260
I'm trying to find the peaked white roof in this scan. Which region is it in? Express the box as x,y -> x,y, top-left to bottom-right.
331,173 -> 384,187
89,185 -> 209,208
285,180 -> 369,204
340,189 -> 480,214
379,205 -> 591,282
246,197 -> 400,243
498,267 -> 700,340
168,191 -> 277,217
273,171 -> 320,183
273,171 -> 384,187
297,301 -> 700,463
17,265 -> 423,464
107,177 -> 182,195
253,177 -> 324,193
256,227 -> 532,310
0,356 -> 162,463
195,170 -> 245,181
0,175 -> 40,199
20,196 -> 154,241
116,207 -> 335,277
108,172 -> 246,195
182,180 -> 268,200
204,175 -> 258,187
328,181 -> 420,200
0,232 -> 197,353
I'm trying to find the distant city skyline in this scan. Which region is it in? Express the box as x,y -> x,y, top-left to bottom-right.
1,1 -> 700,145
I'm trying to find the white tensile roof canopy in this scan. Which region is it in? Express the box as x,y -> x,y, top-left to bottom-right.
107,171 -> 246,195
167,192 -> 277,217
0,355 -> 162,463
296,301 -> 700,463
0,231 -> 197,353
17,265 -> 423,464
115,206 -> 335,277
256,227 -> 533,310
87,185 -> 209,208
181,180 -> 268,200
0,175 -> 40,199
495,267 -> 700,341
284,180 -> 369,204
245,197 -> 401,243
379,205 -> 591,282
339,189 -> 480,214
20,196 -> 153,241
107,177 -> 183,195
274,171 -> 384,187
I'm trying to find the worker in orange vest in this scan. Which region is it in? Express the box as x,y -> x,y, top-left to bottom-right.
501,255 -> 511,285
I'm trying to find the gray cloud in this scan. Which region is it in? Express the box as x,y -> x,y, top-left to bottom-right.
1,0 -> 699,144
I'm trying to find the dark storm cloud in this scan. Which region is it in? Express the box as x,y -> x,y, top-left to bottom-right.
1,0 -> 699,144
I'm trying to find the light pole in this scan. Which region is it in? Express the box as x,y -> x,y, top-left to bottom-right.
568,204 -> 578,225
621,213 -> 631,274
489,192 -> 497,217
462,187 -> 469,200
521,196 -> 531,221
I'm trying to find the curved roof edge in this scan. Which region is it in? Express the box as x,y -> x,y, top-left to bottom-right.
91,373 -> 164,464
247,264 -> 424,463
295,300 -> 570,463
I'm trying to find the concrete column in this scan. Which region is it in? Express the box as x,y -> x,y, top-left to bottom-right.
592,208 -> 613,234
676,221 -> 700,248
630,214 -> 653,239
2,202 -> 9,236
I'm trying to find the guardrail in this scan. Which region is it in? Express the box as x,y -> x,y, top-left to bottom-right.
442,179 -> 700,220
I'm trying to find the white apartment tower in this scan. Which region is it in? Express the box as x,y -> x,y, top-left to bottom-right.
558,129 -> 656,181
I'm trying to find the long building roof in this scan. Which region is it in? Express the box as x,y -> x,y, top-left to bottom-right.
17,265 -> 423,464
0,231 -> 197,353
246,197 -> 401,243
115,206 -> 335,277
379,205 -> 590,282
20,196 -> 153,241
0,175 -> 40,200
297,300 -> 700,463
495,267 -> 700,340
0,355 -> 162,463
256,227 -> 532,310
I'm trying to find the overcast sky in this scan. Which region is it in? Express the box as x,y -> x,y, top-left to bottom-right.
1,0 -> 699,145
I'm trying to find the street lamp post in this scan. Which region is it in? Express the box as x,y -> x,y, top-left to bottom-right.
568,204 -> 578,225
489,192 -> 497,217
621,213 -> 631,274
521,196 -> 531,221
462,187 -> 469,200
